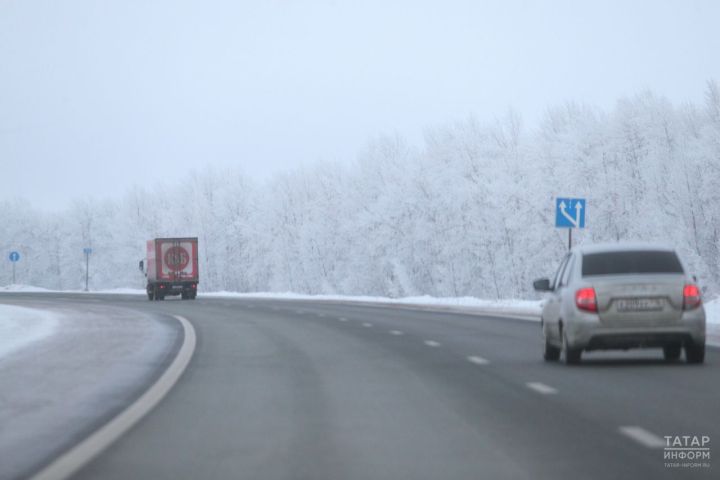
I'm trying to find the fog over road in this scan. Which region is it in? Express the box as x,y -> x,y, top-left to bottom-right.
1,293 -> 716,480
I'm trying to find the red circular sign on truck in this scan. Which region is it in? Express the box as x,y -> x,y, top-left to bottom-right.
164,246 -> 190,272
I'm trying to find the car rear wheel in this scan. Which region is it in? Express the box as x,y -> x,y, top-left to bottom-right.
544,339 -> 561,361
663,344 -> 681,361
563,333 -> 582,365
685,343 -> 705,364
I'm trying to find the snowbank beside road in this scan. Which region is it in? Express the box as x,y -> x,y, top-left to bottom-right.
3,283 -> 719,327
705,297 -> 720,325
1,284 -> 146,295
704,298 -> 720,347
0,304 -> 60,359
205,291 -> 544,320
1,284 -> 55,293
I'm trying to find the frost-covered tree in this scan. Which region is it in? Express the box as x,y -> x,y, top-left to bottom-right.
2,85 -> 719,298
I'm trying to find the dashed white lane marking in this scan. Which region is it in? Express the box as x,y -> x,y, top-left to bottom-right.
338,317 -> 348,322
30,315 -> 196,480
467,356 -> 490,365
619,426 -> 666,449
317,313 -> 326,318
389,330 -> 404,336
424,340 -> 441,347
525,382 -> 558,395
362,322 -> 373,328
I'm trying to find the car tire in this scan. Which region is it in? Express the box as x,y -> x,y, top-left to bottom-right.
685,343 -> 705,364
663,344 -> 681,361
544,339 -> 561,361
563,333 -> 582,365
147,290 -> 154,301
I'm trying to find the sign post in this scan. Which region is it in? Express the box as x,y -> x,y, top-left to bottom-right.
555,198 -> 586,250
9,251 -> 20,284
83,248 -> 92,292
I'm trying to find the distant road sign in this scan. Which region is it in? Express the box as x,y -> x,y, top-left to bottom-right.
83,248 -> 93,255
9,251 -> 20,262
555,198 -> 586,228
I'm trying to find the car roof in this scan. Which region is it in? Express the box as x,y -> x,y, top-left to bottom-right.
573,242 -> 676,255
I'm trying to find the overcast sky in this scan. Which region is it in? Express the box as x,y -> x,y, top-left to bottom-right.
1,0 -> 719,210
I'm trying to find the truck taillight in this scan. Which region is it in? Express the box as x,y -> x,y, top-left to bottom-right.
575,287 -> 598,313
683,284 -> 701,310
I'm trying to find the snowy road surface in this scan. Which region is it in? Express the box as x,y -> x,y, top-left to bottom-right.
0,298 -> 181,480
0,292 -> 716,480
0,304 -> 60,359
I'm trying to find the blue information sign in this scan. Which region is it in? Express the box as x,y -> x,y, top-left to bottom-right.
555,198 -> 586,228
9,251 -> 20,262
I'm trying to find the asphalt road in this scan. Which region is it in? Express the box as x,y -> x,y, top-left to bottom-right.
1,292 -> 717,480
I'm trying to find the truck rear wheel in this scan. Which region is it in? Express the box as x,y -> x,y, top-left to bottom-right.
147,290 -> 154,301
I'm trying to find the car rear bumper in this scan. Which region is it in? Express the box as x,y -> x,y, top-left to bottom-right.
566,310 -> 705,351
584,332 -> 699,350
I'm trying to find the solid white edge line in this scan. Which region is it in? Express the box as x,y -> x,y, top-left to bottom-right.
525,382 -> 558,395
618,426 -> 666,449
424,340 -> 441,347
31,315 -> 197,480
467,355 -> 490,365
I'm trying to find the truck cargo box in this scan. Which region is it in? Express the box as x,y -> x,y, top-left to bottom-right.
145,237 -> 199,300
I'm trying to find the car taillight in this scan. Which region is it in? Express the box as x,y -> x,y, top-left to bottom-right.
575,287 -> 598,312
683,284 -> 701,310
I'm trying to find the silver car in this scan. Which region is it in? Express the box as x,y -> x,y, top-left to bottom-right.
534,243 -> 706,364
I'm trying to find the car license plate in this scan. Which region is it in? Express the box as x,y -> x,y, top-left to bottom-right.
172,285 -> 183,289
616,298 -> 663,312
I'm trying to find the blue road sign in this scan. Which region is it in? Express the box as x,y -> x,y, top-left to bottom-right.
555,198 -> 586,228
9,251 -> 20,262
83,248 -> 93,255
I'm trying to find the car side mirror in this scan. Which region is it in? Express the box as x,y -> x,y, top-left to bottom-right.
139,260 -> 144,272
533,278 -> 552,292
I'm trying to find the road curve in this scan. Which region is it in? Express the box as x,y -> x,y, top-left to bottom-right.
1,292 -> 716,480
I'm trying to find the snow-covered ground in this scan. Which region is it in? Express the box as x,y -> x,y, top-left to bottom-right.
0,304 -> 61,359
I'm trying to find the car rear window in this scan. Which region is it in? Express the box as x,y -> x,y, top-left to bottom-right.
582,250 -> 684,276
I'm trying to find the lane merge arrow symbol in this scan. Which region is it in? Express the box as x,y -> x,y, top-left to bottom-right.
555,198 -> 586,229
